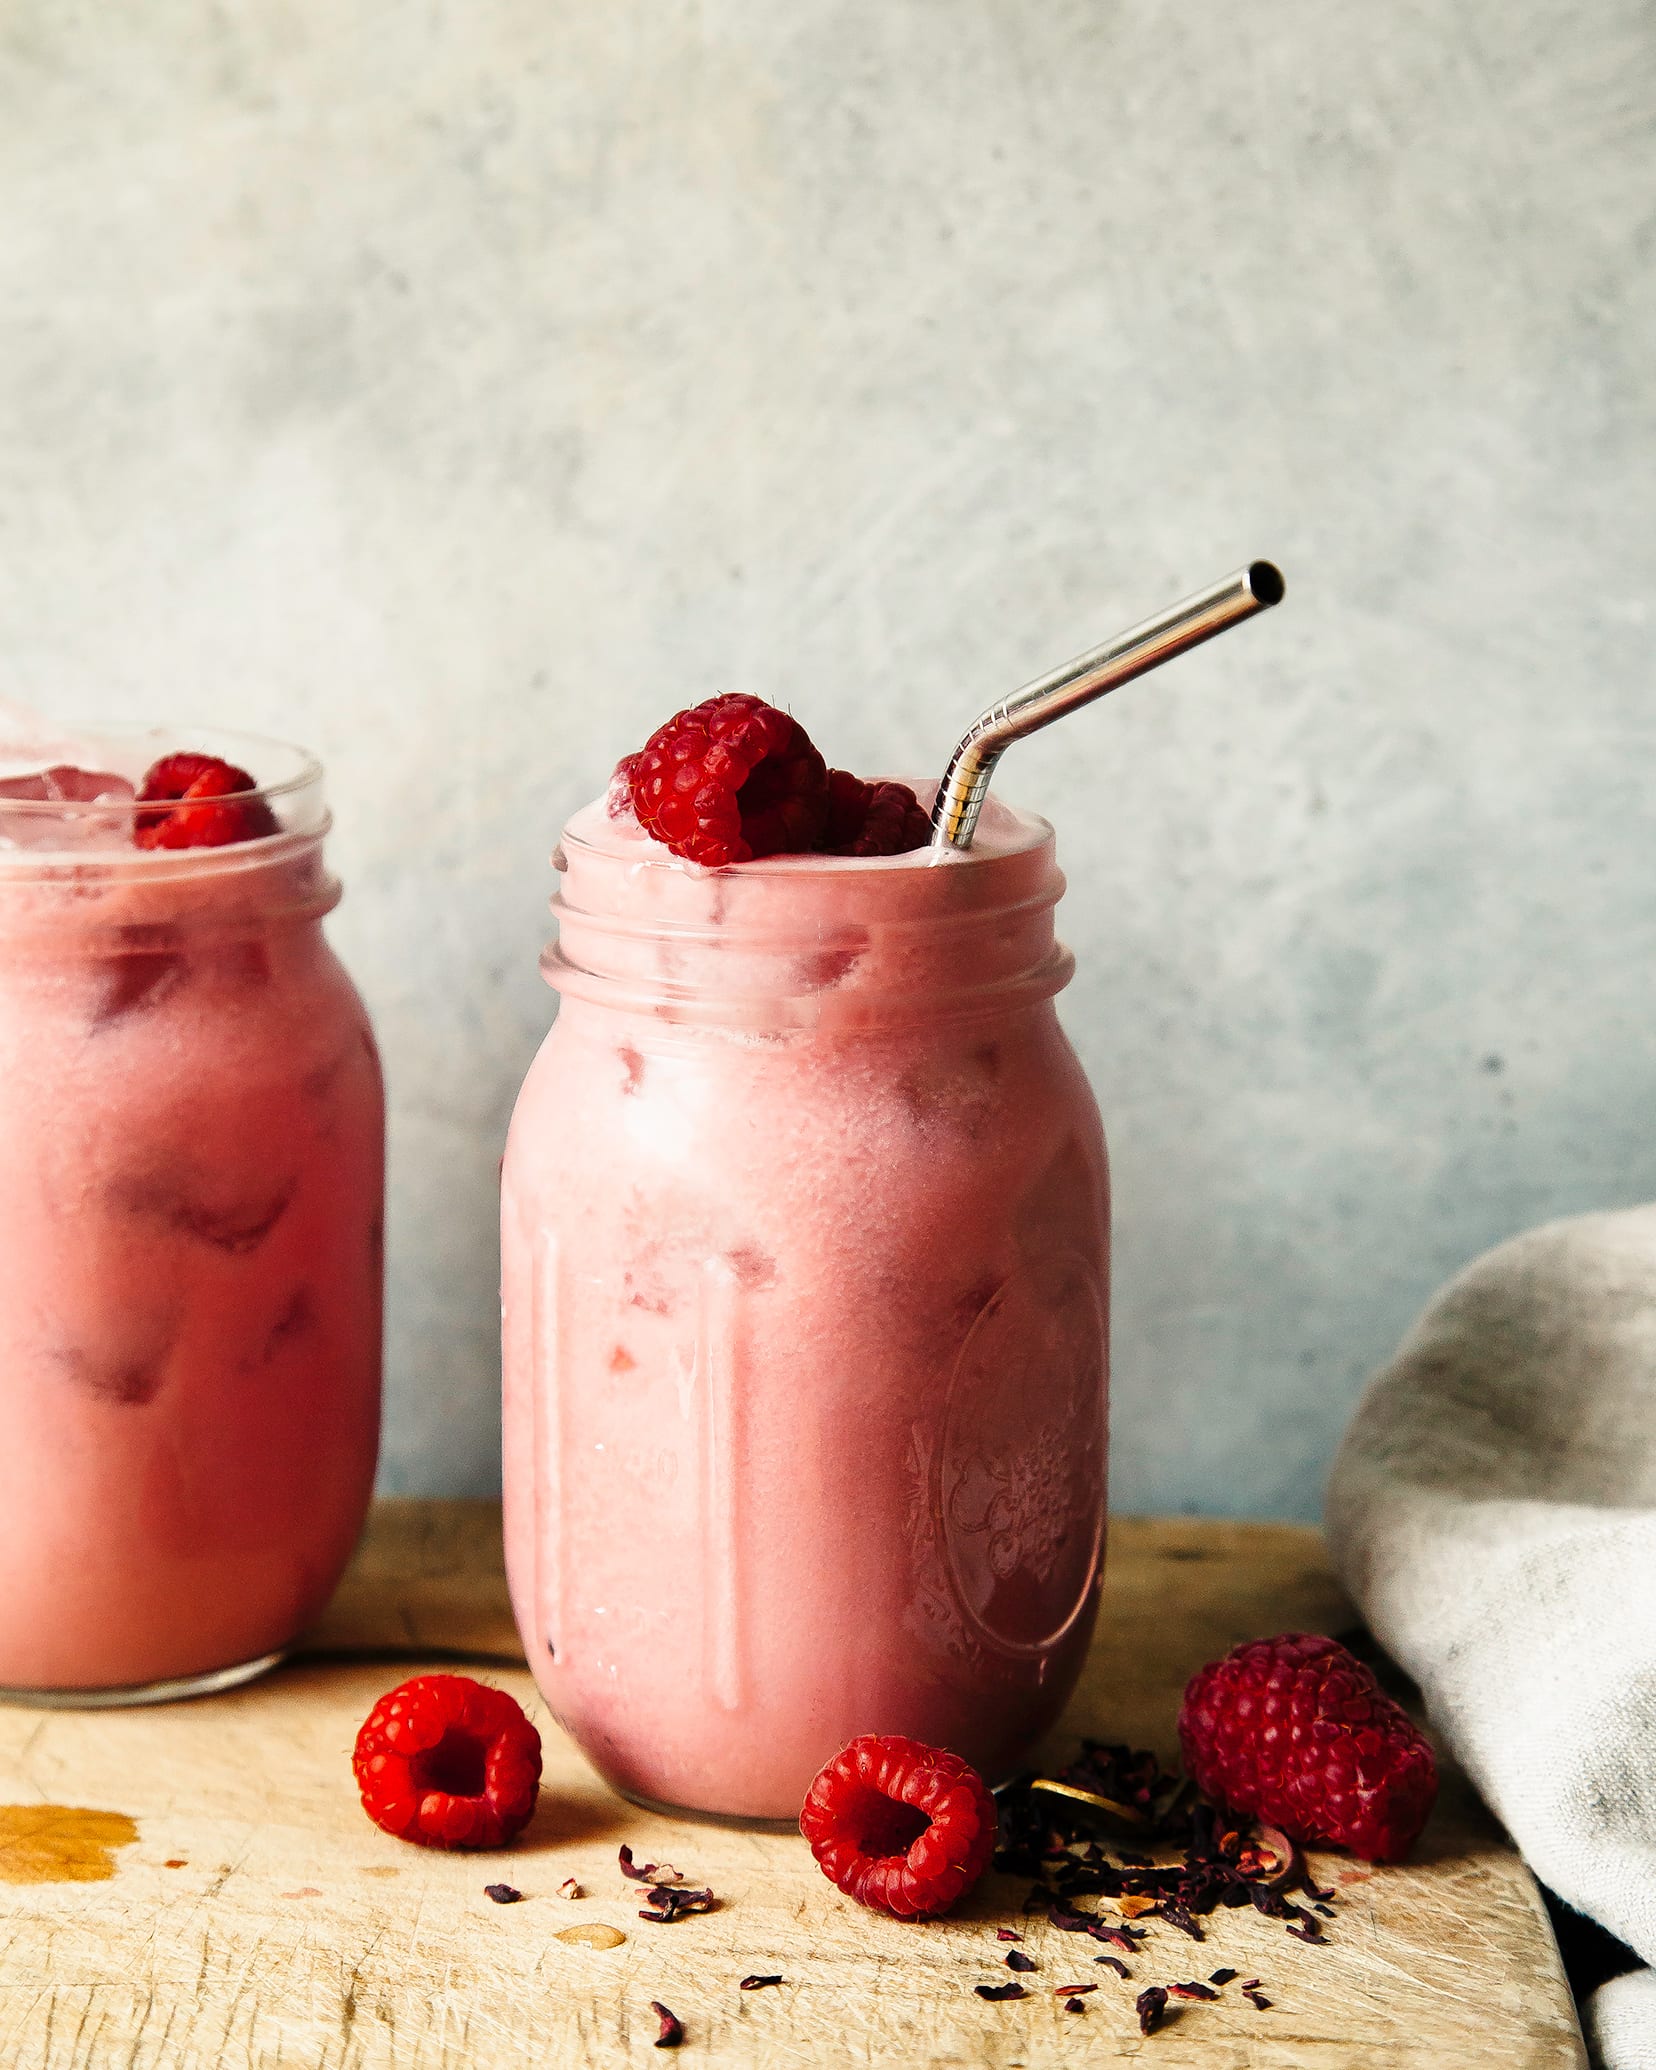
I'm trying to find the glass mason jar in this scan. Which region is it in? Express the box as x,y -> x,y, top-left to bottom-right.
503,787 -> 1109,1823
0,728 -> 384,1703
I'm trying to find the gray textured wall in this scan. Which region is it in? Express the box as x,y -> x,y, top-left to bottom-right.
2,2 -> 1652,1519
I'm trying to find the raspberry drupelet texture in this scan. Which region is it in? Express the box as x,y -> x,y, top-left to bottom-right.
625,694 -> 829,866
352,1673 -> 543,1850
821,770 -> 933,857
134,752 -> 280,850
1178,1633 -> 1438,1863
799,1734 -> 997,1918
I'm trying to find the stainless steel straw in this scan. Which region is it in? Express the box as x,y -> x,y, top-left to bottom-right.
930,560 -> 1285,850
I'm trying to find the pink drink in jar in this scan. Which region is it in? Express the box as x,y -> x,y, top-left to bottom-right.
0,727 -> 383,1700
502,783 -> 1107,1821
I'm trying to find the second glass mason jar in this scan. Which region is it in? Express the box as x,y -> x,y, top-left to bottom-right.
0,727 -> 384,1702
502,786 -> 1108,1822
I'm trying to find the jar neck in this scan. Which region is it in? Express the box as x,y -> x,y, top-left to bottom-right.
0,723 -> 337,946
543,792 -> 1074,1030
0,830 -> 339,948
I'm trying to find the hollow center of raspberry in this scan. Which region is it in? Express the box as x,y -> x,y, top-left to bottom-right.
734,752 -> 797,824
854,1791 -> 932,1859
412,1727 -> 488,1798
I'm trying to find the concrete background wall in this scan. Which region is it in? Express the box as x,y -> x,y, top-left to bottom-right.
2,1 -> 1651,1518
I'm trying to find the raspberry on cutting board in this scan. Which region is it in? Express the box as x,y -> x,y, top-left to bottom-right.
799,1733 -> 997,1919
352,1673 -> 542,1849
1178,1632 -> 1438,1863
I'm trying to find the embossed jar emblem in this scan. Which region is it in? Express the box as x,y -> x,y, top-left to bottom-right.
938,1254 -> 1106,1657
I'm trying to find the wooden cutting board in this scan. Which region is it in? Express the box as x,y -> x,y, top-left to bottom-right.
0,1501 -> 1584,2068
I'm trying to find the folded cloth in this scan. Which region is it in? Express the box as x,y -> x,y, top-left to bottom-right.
1325,1205 -> 1656,2070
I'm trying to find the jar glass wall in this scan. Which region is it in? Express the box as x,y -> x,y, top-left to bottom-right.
502,786 -> 1107,1822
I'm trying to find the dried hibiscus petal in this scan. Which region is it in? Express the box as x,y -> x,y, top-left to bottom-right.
620,1844 -> 683,1886
639,1885 -> 717,1924
650,2000 -> 683,2047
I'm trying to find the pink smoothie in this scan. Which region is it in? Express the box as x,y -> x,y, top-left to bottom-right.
502,785 -> 1108,1821
0,729 -> 383,1694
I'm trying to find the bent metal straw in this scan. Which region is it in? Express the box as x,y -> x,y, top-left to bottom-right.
930,561 -> 1285,851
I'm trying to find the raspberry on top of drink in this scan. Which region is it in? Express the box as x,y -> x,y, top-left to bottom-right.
133,752 -> 279,849
614,693 -> 931,866
0,743 -> 280,853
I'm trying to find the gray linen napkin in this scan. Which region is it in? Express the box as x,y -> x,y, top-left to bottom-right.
1325,1204 -> 1656,2070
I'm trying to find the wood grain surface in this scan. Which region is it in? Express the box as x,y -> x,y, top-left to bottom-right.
0,1502 -> 1584,2067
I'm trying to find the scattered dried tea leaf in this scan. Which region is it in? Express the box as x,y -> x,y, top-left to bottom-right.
556,1922 -> 627,1950
484,1883 -> 523,1905
620,1844 -> 683,1887
974,1981 -> 1028,2002
997,1733 -> 1346,2017
1058,1909 -> 1145,1954
1095,1955 -> 1132,1979
1240,1824 -> 1298,1888
996,1928 -> 1023,1943
1053,1983 -> 1096,1996
1167,1980 -> 1219,2001
639,1884 -> 717,1925
1209,1967 -> 1238,1986
1005,1949 -> 1036,1973
650,2000 -> 683,2048
1064,1996 -> 1088,2013
0,1806 -> 138,1885
1029,1778 -> 1149,1826
1136,1985 -> 1170,2035
1244,1988 -> 1273,2011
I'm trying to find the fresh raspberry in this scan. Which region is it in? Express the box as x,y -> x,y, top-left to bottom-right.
799,1734 -> 997,1919
821,771 -> 932,857
134,752 -> 280,850
1178,1633 -> 1438,1863
352,1673 -> 542,1850
626,694 -> 828,866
